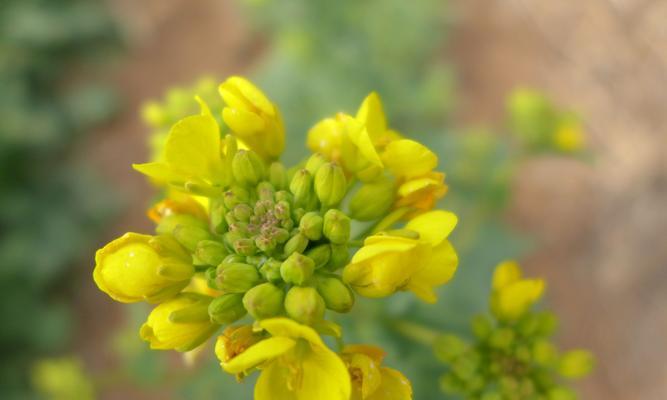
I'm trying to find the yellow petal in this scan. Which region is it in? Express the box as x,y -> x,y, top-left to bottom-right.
164,115 -> 223,182
405,210 -> 458,245
222,76 -> 276,117
222,337 -> 295,374
356,92 -> 387,140
133,162 -> 186,184
259,318 -> 324,347
492,260 -> 522,291
222,107 -> 265,137
366,367 -> 413,400
406,240 -> 458,304
382,139 -> 437,179
351,237 -> 418,264
493,278 -> 545,320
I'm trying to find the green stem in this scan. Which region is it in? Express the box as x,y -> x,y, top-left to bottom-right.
347,239 -> 364,247
391,319 -> 440,347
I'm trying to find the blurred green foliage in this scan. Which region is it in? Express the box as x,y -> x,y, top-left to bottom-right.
32,357 -> 95,400
0,0 -> 119,398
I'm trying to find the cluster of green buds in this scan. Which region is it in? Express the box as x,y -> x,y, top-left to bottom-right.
434,261 -> 594,400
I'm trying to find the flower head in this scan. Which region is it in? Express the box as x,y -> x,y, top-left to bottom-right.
491,260 -> 545,321
216,318 -> 350,400
342,344 -> 412,400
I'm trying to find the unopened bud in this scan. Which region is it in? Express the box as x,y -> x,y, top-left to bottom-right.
256,181 -> 275,201
283,232 -> 309,256
255,235 -> 276,253
315,274 -> 354,313
209,200 -> 228,234
232,150 -> 266,187
173,224 -> 212,252
216,263 -> 261,293
299,212 -> 323,240
280,253 -> 315,285
305,244 -> 331,269
195,240 -> 227,266
274,190 -> 293,204
222,253 -> 246,264
348,178 -> 395,221
305,153 -> 327,175
232,203 -> 253,221
242,283 -> 285,320
208,293 -> 246,324
156,214 -> 208,236
223,186 -> 250,209
315,162 -> 347,208
558,350 -> 595,379
323,209 -> 350,244
233,238 -> 257,256
284,286 -> 325,325
326,244 -> 350,271
289,168 -> 313,207
269,162 -> 288,190
259,258 -> 282,283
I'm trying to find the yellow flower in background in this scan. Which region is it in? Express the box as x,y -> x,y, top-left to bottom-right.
343,210 -> 458,303
133,113 -> 228,188
32,357 -> 95,400
140,293 -> 219,352
217,318 -> 350,400
342,345 -> 412,400
355,92 -> 402,150
93,233 -> 194,303
490,260 -> 545,321
553,122 -> 585,153
147,196 -> 208,224
219,76 -> 285,160
382,139 -> 448,215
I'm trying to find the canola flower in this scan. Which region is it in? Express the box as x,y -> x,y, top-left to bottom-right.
93,76 -> 459,399
434,261 -> 594,400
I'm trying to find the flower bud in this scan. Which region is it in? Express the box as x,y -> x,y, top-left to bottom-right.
93,233 -> 194,303
274,190 -> 293,204
223,186 -> 250,209
558,350 -> 595,379
232,203 -> 253,221
233,238 -> 257,256
232,150 -> 266,187
305,244 -> 331,269
305,153 -> 327,175
195,240 -> 228,266
289,168 -> 314,207
269,162 -> 288,190
242,283 -> 285,320
323,209 -> 351,244
209,200 -> 228,234
216,263 -> 261,293
280,253 -> 315,285
315,274 -> 354,313
173,224 -> 213,252
348,178 -> 395,221
259,258 -> 282,283
256,181 -> 276,201
315,162 -> 347,208
299,212 -> 323,241
284,286 -> 325,325
326,244 -> 350,271
283,231 -> 309,256
208,293 -> 247,324
140,293 -> 218,352
156,214 -> 208,236
215,325 -> 264,364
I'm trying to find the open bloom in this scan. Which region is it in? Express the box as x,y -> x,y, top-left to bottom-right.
343,210 -> 458,303
140,293 -> 219,352
216,318 -> 350,400
93,233 -> 194,303
490,260 -> 545,321
342,345 -> 412,400
219,76 -> 285,160
355,92 -> 402,150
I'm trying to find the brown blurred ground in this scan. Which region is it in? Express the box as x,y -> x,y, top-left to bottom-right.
81,0 -> 667,398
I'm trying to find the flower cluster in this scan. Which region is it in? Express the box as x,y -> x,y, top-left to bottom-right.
93,76 -> 458,399
434,261 -> 594,400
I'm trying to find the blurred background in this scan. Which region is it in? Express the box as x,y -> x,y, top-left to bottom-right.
1,0 -> 665,399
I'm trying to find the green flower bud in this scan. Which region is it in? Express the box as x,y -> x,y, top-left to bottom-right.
259,258 -> 282,283
242,283 -> 284,320
558,350 -> 595,379
223,186 -> 250,209
205,267 -> 218,290
348,178 -> 395,221
547,387 -> 577,400
289,168 -> 313,207
222,254 -> 246,264
274,190 -> 293,204
536,311 -> 559,336
273,200 -> 291,220
323,209 -> 351,244
173,225 -> 212,252
284,286 -> 325,325
315,274 -> 354,313
210,202 -> 228,234
233,238 -> 257,256
283,232 -> 309,256
305,153 -> 327,175
216,263 -> 260,293
299,212 -> 323,240
305,244 -> 331,269
489,328 -> 514,350
272,228 -> 290,244
315,162 -> 347,208
232,203 -> 253,221
434,334 -> 468,363
156,214 -> 208,236
208,293 -> 246,324
256,181 -> 276,201
269,162 -> 288,190
254,235 -> 276,253
471,314 -> 492,340
533,339 -> 558,366
280,253 -> 315,285
195,240 -> 228,266
232,150 -> 266,187
324,245 -> 347,271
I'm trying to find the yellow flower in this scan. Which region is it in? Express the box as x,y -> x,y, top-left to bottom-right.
553,122 -> 585,153
147,196 -> 208,224
93,233 -> 194,303
342,345 -> 412,400
216,318 -> 350,400
342,210 -> 458,303
382,139 -> 448,215
490,260 -> 545,321
133,112 -> 228,188
355,92 -> 402,150
308,113 -> 383,182
219,76 -> 285,160
140,293 -> 219,352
